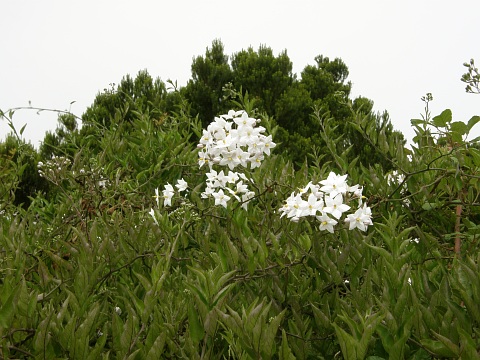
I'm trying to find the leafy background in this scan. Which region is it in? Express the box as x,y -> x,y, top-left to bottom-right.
1,41 -> 480,359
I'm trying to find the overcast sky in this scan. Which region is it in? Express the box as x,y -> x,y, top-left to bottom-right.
1,0 -> 479,148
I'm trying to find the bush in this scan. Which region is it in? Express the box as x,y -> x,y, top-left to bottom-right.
1,87 -> 480,359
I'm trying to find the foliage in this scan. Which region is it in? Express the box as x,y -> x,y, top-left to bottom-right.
231,45 -> 294,116
0,113 -> 49,209
1,57 -> 480,359
184,40 -> 403,169
183,39 -> 234,128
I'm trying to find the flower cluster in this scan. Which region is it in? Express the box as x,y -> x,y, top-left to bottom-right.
198,110 -> 275,170
197,110 -> 275,209
154,178 -> 188,207
150,110 -> 373,233
149,178 -> 188,224
387,170 -> 405,185
150,110 -> 274,220
278,172 -> 372,232
37,156 -> 71,182
200,169 -> 255,210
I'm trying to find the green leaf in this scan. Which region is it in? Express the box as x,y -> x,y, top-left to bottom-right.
112,311 -> 124,353
432,109 -> 452,128
56,294 -> 71,324
0,288 -> 16,328
217,244 -> 228,272
411,119 -> 426,126
76,302 -> 101,347
450,121 -> 468,137
332,322 -> 358,359
188,302 -> 204,344
126,349 -> 142,360
431,330 -> 460,357
420,338 -> 458,357
467,115 -> 480,131
468,148 -> 480,167
422,202 -> 438,211
19,123 -> 27,136
279,329 -> 296,360
15,278 -> 29,317
145,333 -> 166,360
376,324 -> 394,352
366,243 -> 393,265
262,309 -> 286,358
120,312 -> 135,355
359,312 -> 384,359
34,313 -> 54,353
212,283 -> 235,307
458,327 -> 480,360
311,304 -> 331,329
86,323 -> 108,360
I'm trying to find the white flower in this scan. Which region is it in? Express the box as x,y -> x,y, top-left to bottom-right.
233,111 -> 256,130
212,189 -> 230,208
198,149 -> 209,168
234,148 -> 249,168
305,193 -> 323,216
200,129 -> 213,147
162,183 -> 175,206
98,179 -> 108,188
249,153 -> 264,169
241,191 -> 255,210
288,194 -> 309,219
226,171 -> 240,184
219,150 -> 239,170
225,187 -> 241,202
323,194 -> 350,219
320,172 -> 348,198
201,185 -> 215,199
214,170 -> 228,188
348,184 -> 363,199
344,206 -> 372,231
175,178 -> 188,192
149,208 -> 158,226
316,213 -> 337,233
154,188 -> 160,207
298,181 -> 313,195
387,170 -> 405,185
261,135 -> 276,156
235,181 -> 249,194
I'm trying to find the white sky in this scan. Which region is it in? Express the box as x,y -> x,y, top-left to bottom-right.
1,0 -> 479,148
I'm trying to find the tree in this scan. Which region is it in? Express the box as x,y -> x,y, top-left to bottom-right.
0,134 -> 48,208
82,70 -> 169,131
183,39 -> 233,127
231,45 -> 294,115
39,112 -> 79,159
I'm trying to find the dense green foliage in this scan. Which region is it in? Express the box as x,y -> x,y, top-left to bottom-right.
182,41 -> 404,168
1,51 -> 480,359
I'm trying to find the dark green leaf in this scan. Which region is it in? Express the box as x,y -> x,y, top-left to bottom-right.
420,338 -> 458,357
188,302 -> 204,344
0,288 -> 16,328
19,123 -> 27,136
450,121 -> 468,137
467,115 -> 480,131
432,109 -> 452,127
